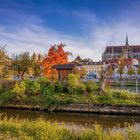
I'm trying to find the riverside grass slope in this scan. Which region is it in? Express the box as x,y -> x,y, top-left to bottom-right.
0,78 -> 140,114
0,114 -> 140,140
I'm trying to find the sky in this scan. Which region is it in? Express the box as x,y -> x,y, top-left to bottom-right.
0,0 -> 140,61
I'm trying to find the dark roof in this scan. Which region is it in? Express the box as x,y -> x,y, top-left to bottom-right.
74,56 -> 82,61
82,61 -> 103,65
52,63 -> 75,70
104,45 -> 140,53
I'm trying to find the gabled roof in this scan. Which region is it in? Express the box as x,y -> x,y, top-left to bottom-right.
74,56 -> 82,61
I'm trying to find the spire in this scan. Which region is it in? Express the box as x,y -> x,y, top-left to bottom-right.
125,34 -> 129,46
33,52 -> 37,62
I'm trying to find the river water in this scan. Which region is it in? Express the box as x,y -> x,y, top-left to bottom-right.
0,108 -> 140,130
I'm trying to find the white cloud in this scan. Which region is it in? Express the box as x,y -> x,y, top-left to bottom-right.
1,11 -> 140,61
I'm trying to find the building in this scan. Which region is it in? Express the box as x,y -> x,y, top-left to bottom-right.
52,63 -> 76,81
73,56 -> 103,78
80,61 -> 103,78
102,35 -> 140,62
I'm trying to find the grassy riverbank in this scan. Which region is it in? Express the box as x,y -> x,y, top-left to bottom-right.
0,114 -> 139,140
0,77 -> 140,108
0,89 -> 140,107
112,81 -> 140,87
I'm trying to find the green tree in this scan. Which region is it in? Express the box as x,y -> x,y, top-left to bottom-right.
107,66 -> 114,76
137,66 -> 140,75
67,74 -> 80,93
117,56 -> 125,80
0,45 -> 11,82
0,45 -> 10,66
128,66 -> 135,79
32,62 -> 43,77
11,52 -> 33,80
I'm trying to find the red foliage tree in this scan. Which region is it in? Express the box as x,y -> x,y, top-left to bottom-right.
42,43 -> 70,79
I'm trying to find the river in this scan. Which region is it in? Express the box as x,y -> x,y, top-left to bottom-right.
0,108 -> 140,130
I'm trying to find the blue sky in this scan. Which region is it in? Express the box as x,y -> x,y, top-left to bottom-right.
0,0 -> 140,60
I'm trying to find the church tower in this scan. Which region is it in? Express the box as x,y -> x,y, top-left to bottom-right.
122,35 -> 129,59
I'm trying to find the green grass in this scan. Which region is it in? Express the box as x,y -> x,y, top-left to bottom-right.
0,114 -> 139,140
0,79 -> 140,107
0,89 -> 140,107
112,81 -> 140,87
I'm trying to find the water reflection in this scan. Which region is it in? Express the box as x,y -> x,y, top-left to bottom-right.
0,108 -> 140,129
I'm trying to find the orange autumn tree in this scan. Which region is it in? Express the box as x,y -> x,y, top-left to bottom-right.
43,43 -> 70,79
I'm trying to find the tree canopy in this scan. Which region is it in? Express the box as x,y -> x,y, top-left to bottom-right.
43,43 -> 70,79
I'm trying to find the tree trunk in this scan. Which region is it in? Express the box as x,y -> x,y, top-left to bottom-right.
99,69 -> 107,95
100,78 -> 106,95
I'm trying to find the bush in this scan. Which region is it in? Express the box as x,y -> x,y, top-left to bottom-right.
76,83 -> 87,94
1,80 -> 15,90
85,81 -> 99,92
54,82 -> 64,93
37,77 -> 50,87
67,74 -> 80,94
12,81 -> 26,99
24,79 -> 41,96
0,91 -> 16,105
67,74 -> 80,87
112,90 -> 136,100
42,83 -> 55,96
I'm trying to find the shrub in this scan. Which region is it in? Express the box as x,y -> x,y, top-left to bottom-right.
67,74 -> 80,94
42,83 -> 55,96
85,81 -> 99,92
1,80 -> 15,90
12,81 -> 26,99
42,94 -> 64,106
0,91 -> 16,105
24,79 -> 41,96
54,82 -> 64,93
67,74 -> 80,87
112,90 -> 136,100
76,83 -> 87,94
37,77 -> 50,87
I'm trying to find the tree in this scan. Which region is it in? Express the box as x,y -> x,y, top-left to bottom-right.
99,63 -> 115,95
0,45 -> 11,81
11,52 -> 33,80
128,66 -> 135,79
117,56 -> 125,80
43,43 -> 71,79
137,66 -> 140,75
67,74 -> 80,93
32,62 -> 43,77
107,66 -> 114,76
99,67 -> 108,95
0,45 -> 10,66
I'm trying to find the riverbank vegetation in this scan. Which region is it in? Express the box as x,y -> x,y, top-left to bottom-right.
0,76 -> 140,107
0,114 -> 139,140
112,81 -> 140,87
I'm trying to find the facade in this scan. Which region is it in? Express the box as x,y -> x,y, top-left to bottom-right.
102,36 -> 140,62
74,56 -> 103,78
81,61 -> 103,78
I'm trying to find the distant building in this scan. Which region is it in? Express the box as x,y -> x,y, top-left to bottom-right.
102,35 -> 140,62
73,56 -> 103,78
80,61 -> 103,78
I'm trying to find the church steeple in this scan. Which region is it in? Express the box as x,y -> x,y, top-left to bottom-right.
125,34 -> 129,46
